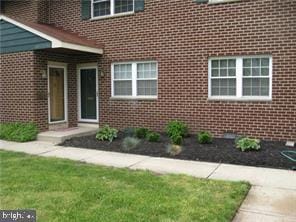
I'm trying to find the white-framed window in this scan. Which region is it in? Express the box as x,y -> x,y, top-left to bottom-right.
92,0 -> 134,18
209,56 -> 272,101
208,0 -> 240,4
111,61 -> 158,99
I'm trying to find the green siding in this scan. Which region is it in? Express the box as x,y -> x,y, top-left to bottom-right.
0,20 -> 52,54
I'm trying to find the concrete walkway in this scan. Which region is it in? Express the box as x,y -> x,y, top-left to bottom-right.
0,140 -> 295,222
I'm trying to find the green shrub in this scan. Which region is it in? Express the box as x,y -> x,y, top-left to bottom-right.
197,131 -> 213,144
123,127 -> 136,137
135,128 -> 149,139
235,137 -> 261,152
0,122 -> 38,142
165,120 -> 188,138
96,125 -> 118,142
170,133 -> 183,145
165,120 -> 188,145
166,144 -> 183,156
122,137 -> 141,152
146,131 -> 160,142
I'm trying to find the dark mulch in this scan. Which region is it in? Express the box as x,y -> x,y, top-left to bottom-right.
60,132 -> 296,170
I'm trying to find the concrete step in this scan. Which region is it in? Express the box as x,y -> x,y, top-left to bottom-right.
37,127 -> 98,144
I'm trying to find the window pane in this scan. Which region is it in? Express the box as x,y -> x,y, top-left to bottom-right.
212,69 -> 219,77
243,59 -> 251,67
243,68 -> 251,76
261,68 -> 269,76
93,0 -> 111,17
228,68 -> 236,76
137,80 -> 157,96
220,60 -> 227,68
243,78 -> 269,96
211,79 -> 236,96
252,58 -> 260,67
261,58 -> 269,67
220,68 -> 227,77
114,64 -> 132,79
137,63 -> 157,79
212,60 -> 219,68
228,59 -> 236,68
252,67 -> 260,76
115,0 -> 134,14
114,80 -> 132,96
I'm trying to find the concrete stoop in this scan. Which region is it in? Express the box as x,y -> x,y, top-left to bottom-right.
37,126 -> 98,144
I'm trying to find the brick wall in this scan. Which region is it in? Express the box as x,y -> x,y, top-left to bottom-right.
2,0 -> 296,140
1,0 -> 49,23
0,52 -> 36,124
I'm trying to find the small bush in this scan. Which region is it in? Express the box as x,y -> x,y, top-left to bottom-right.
146,131 -> 160,142
170,133 -> 183,145
165,120 -> 188,138
166,144 -> 183,156
122,137 -> 141,152
122,127 -> 136,137
135,128 -> 149,139
96,125 -> 118,142
235,137 -> 261,152
0,122 -> 38,142
197,131 -> 213,144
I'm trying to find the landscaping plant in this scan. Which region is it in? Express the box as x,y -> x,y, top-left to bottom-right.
197,131 -> 213,144
0,122 -> 38,142
122,127 -> 136,137
235,137 -> 261,152
146,131 -> 160,142
166,120 -> 188,138
134,128 -> 149,139
96,125 -> 118,142
122,137 -> 141,152
166,120 -> 188,145
166,144 -> 183,156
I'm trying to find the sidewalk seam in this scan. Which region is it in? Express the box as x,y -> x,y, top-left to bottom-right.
206,162 -> 222,179
127,157 -> 152,169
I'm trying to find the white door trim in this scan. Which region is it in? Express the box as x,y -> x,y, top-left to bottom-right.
77,64 -> 99,123
48,63 -> 68,124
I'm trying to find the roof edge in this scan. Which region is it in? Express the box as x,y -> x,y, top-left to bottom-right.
0,15 -> 103,54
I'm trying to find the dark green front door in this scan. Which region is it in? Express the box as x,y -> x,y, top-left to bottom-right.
80,68 -> 97,121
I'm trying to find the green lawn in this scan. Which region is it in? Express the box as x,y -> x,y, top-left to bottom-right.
0,151 -> 250,222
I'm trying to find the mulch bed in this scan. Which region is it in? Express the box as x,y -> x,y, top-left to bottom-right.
60,132 -> 296,170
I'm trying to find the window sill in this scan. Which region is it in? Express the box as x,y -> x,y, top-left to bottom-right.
49,120 -> 68,125
208,97 -> 272,102
90,12 -> 135,21
110,96 -> 157,101
208,0 -> 240,4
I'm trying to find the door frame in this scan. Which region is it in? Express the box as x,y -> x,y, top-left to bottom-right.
77,63 -> 99,123
47,61 -> 68,124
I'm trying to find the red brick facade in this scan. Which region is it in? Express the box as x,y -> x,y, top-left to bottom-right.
1,0 -> 295,141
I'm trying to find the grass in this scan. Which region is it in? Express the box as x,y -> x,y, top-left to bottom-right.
0,151 -> 250,222
0,122 -> 38,142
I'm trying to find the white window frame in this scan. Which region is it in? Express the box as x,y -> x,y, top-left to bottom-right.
91,0 -> 135,20
111,61 -> 158,99
208,56 -> 272,101
209,0 -> 240,4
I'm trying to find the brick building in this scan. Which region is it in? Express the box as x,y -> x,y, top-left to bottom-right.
0,0 -> 295,141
